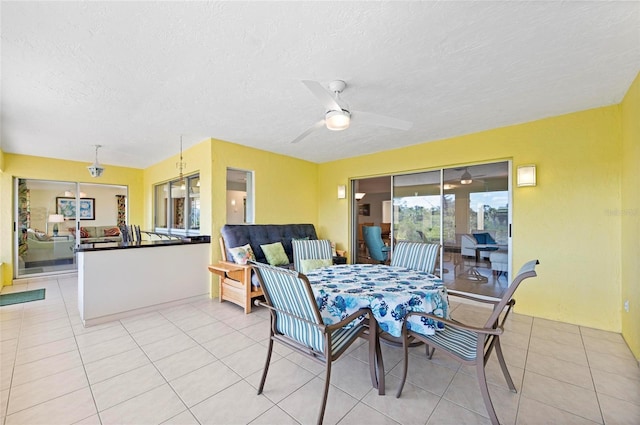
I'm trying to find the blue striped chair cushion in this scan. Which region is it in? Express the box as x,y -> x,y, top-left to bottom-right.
391,242 -> 439,273
292,239 -> 333,273
330,323 -> 365,356
254,263 -> 326,353
424,325 -> 479,361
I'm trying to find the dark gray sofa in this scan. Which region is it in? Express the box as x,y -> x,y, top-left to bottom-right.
211,224 -> 318,313
220,223 -> 318,267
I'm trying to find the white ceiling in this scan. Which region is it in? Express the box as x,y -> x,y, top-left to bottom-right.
1,1 -> 638,169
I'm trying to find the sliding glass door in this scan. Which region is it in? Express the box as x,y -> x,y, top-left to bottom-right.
14,178 -> 128,279
364,161 -> 510,296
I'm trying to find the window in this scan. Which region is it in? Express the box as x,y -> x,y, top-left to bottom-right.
154,173 -> 200,234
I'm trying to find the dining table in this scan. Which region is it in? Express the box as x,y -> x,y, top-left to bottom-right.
305,263 -> 450,338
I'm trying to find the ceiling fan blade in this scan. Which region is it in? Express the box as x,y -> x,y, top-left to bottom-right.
301,80 -> 342,111
290,120 -> 325,144
353,110 -> 413,131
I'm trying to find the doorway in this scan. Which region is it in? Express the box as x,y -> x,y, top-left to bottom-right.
226,168 -> 254,224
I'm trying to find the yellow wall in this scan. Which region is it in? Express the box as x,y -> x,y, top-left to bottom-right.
143,139 -> 213,235
319,105 -> 623,334
142,138 -> 318,295
620,72 -> 640,359
0,149 -> 5,289
0,153 -> 144,286
209,139 -> 318,264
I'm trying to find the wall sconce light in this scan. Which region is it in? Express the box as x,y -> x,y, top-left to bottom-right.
517,165 -> 537,187
355,192 -> 366,200
337,185 -> 346,199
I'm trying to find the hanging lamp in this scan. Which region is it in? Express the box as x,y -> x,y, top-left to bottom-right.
87,145 -> 105,177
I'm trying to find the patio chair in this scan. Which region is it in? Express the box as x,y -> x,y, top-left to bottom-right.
292,239 -> 333,273
251,262 -> 382,425
395,259 -> 539,425
391,241 -> 440,274
362,225 -> 390,263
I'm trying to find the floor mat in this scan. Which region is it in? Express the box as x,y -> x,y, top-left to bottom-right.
0,288 -> 46,306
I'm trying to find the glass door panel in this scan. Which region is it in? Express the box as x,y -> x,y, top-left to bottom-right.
443,162 -> 509,292
16,179 -> 77,277
392,170 -> 441,244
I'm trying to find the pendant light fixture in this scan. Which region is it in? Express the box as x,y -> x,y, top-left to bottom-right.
460,169 -> 473,185
87,145 -> 105,178
176,136 -> 186,189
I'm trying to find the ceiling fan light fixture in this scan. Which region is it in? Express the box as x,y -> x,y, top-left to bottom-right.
325,110 -> 351,131
460,170 -> 473,185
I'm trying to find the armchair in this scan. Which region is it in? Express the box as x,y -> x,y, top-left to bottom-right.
391,242 -> 440,274
362,225 -> 390,263
396,260 -> 540,425
292,239 -> 333,273
251,262 -> 379,425
460,231 -> 506,259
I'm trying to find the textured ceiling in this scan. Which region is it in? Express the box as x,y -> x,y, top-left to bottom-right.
1,1 -> 639,169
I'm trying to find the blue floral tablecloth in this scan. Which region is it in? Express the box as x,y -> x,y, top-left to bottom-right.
306,264 -> 449,337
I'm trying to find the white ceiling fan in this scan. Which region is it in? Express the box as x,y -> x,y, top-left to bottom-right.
290,80 -> 413,144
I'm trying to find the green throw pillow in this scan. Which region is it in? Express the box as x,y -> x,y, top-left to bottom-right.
300,258 -> 333,274
260,242 -> 290,266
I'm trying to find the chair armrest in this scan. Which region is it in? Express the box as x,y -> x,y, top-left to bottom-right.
255,300 -> 368,333
447,290 -> 500,305
405,311 -> 504,336
208,261 -> 249,274
325,308 -> 370,332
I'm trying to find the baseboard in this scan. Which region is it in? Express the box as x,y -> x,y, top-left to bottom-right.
81,293 -> 211,327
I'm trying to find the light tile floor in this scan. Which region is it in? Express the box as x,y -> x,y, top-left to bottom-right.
1,275 -> 639,425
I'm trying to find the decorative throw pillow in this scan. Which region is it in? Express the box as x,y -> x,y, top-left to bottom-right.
79,227 -> 90,238
473,233 -> 487,244
68,227 -> 75,235
103,227 -> 120,237
300,258 -> 332,274
484,233 -> 497,244
34,232 -> 51,241
260,242 -> 289,266
229,244 -> 256,265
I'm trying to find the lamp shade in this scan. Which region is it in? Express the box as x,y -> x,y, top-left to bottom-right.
48,214 -> 65,223
517,165 -> 537,187
355,192 -> 366,200
48,214 -> 64,236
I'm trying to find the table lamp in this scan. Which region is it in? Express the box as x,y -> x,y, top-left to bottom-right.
49,214 -> 65,236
